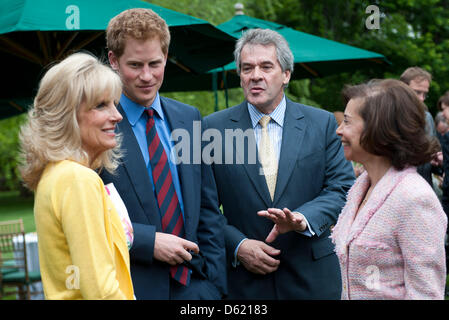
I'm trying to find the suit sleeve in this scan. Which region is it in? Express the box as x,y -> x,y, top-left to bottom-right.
202,115 -> 248,267
129,222 -> 156,265
397,192 -> 447,299
296,113 -> 355,237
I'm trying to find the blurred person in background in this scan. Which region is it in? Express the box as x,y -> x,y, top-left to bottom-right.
435,111 -> 449,140
400,67 -> 439,187
437,91 -> 449,286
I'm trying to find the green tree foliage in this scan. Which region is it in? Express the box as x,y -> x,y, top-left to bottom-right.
148,0 -> 244,114
148,0 -> 322,111
150,0 -> 236,25
244,0 -> 449,114
3,0 -> 449,191
0,115 -> 26,191
150,0 -> 449,114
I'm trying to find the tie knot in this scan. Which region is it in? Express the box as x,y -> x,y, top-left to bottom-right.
146,108 -> 154,118
259,115 -> 271,128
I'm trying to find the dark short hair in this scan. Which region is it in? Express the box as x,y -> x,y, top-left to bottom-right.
437,91 -> 449,111
342,79 -> 440,170
399,66 -> 432,85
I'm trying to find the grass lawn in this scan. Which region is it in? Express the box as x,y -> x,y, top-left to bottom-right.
0,189 -> 448,299
0,190 -> 35,233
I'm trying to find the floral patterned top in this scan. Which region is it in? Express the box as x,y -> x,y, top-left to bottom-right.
104,183 -> 134,250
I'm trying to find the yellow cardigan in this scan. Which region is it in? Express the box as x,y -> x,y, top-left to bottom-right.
34,160 -> 134,299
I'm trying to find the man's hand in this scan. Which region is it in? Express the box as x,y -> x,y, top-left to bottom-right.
154,232 -> 199,265
258,208 -> 307,243
237,239 -> 280,275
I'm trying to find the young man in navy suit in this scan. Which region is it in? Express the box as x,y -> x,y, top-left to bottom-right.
101,8 -> 226,300
203,28 -> 355,299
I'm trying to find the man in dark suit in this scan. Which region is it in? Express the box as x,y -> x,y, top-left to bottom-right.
100,8 -> 226,300
203,28 -> 355,299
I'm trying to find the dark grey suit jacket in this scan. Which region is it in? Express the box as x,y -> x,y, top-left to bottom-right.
203,98 -> 355,299
101,96 -> 226,299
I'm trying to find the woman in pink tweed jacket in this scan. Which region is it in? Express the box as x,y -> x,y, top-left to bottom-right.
331,79 -> 447,299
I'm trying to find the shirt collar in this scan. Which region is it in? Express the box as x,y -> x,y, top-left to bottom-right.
120,92 -> 164,126
247,95 -> 286,128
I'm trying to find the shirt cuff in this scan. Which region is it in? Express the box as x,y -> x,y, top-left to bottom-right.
294,212 -> 315,237
233,238 -> 248,267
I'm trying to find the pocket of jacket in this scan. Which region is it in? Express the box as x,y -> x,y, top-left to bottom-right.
312,238 -> 335,260
353,240 -> 392,251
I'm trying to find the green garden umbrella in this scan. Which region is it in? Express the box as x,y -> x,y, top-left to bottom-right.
215,14 -> 389,80
186,14 -> 390,110
166,14 -> 390,110
0,0 -> 235,119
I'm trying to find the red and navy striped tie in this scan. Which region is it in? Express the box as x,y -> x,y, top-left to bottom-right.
146,108 -> 190,286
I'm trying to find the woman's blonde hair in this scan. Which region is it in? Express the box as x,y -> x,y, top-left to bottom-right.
19,52 -> 123,190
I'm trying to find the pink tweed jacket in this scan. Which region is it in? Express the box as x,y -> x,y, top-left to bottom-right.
331,166 -> 447,299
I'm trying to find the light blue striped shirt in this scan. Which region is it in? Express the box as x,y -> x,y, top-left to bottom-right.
233,96 -> 314,267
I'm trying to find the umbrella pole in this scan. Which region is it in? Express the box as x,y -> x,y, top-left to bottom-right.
223,69 -> 229,109
212,72 -> 218,112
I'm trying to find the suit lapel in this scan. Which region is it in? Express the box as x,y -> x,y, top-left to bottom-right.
230,102 -> 272,208
160,98 -> 195,238
117,104 -> 162,230
272,100 -> 305,205
333,171 -> 370,252
345,167 -> 413,245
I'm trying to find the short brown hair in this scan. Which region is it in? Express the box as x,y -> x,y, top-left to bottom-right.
342,79 -> 440,170
437,91 -> 449,111
106,8 -> 171,58
399,66 -> 432,85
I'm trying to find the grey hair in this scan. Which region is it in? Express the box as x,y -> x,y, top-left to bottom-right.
234,28 -> 294,75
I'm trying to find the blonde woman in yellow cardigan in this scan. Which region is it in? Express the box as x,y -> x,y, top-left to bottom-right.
19,52 -> 134,299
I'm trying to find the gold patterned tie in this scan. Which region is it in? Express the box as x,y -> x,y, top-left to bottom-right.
258,115 -> 278,200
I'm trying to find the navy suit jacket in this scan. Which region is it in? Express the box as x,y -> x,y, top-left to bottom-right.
101,96 -> 226,299
203,98 -> 355,299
